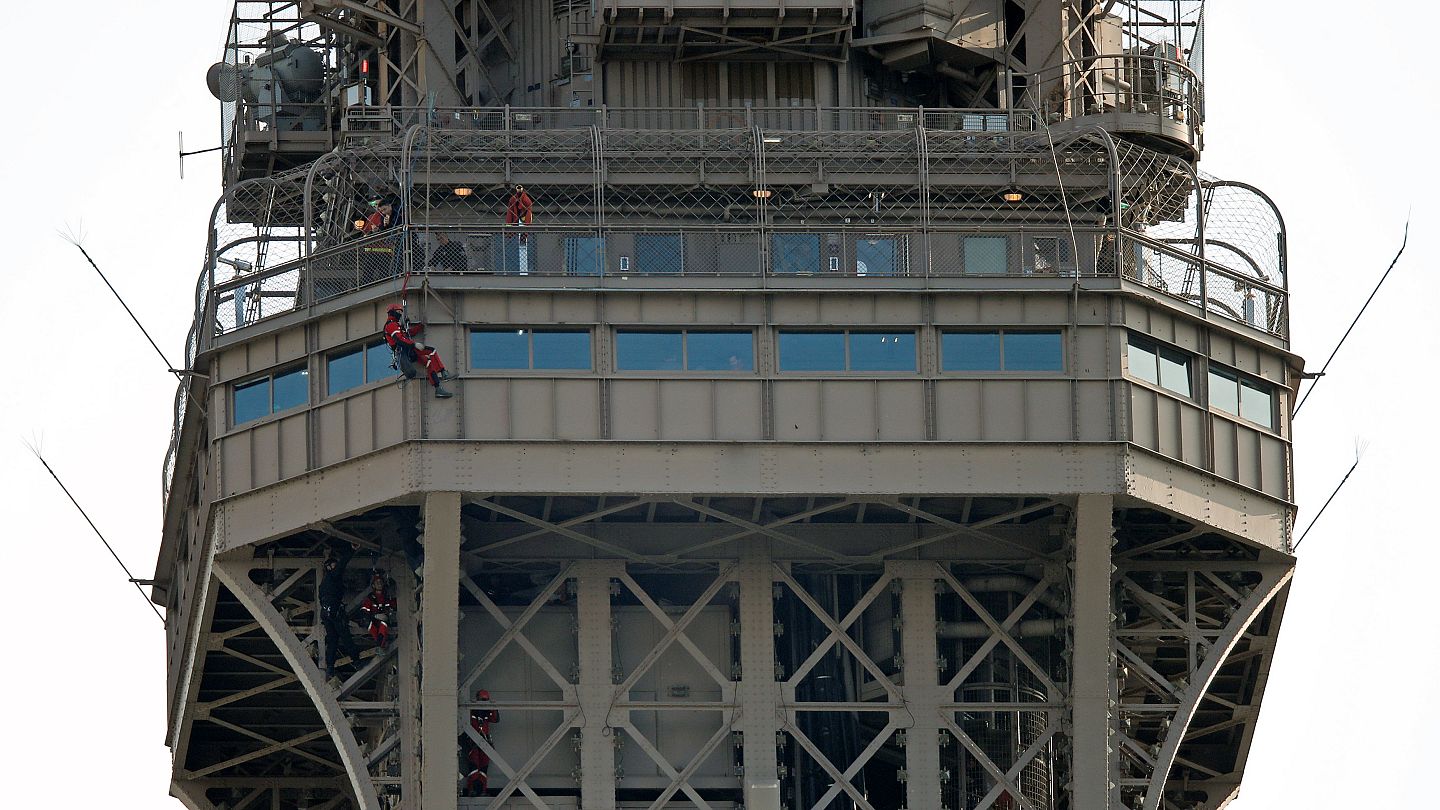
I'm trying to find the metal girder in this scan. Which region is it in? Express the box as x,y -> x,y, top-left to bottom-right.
1139,564 -> 1293,810
214,559 -> 382,810
776,566 -> 899,700
459,565 -> 576,693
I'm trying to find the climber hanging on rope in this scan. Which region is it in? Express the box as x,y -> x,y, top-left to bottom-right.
382,303 -> 454,398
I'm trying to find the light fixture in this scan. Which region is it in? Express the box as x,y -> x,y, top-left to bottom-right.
1001,186 -> 1024,203
762,136 -> 783,145
354,219 -> 367,230
453,186 -> 474,197
752,188 -> 773,200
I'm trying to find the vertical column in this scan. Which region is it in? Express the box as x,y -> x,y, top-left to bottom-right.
396,562 -> 420,804
575,561 -> 621,809
738,545 -> 781,810
893,562 -> 942,810
420,492 -> 461,810
1071,494 -> 1118,810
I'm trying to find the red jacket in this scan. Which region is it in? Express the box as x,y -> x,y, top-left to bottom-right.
361,590 -> 395,622
470,706 -> 500,739
505,191 -> 533,225
383,317 -> 423,350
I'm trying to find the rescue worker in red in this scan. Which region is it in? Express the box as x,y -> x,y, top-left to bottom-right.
460,689 -> 500,796
504,184 -> 533,242
360,573 -> 396,649
383,303 -> 454,398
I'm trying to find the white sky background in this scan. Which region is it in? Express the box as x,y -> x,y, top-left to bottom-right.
0,1 -> 1434,806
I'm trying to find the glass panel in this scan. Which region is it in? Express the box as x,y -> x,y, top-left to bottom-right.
565,236 -> 605,276
1157,349 -> 1191,397
365,341 -> 393,383
856,237 -> 898,276
1240,379 -> 1275,429
849,332 -> 916,371
272,368 -> 309,412
687,332 -> 754,371
963,236 -> 1009,274
327,348 -> 364,396
634,234 -> 683,274
772,233 -> 821,274
233,378 -> 271,425
617,331 -> 683,371
533,331 -> 592,370
1127,341 -> 1159,385
1004,332 -> 1063,371
471,330 -> 530,369
779,332 -> 845,371
1208,368 -> 1239,415
942,332 -> 1002,372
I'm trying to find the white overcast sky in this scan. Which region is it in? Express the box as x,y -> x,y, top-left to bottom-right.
1,2 -> 1435,806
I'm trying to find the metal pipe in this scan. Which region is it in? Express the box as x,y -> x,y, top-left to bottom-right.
938,618 -> 1064,639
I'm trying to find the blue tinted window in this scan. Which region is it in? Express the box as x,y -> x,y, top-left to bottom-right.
963,236 -> 1008,274
856,238 -> 899,276
1005,332 -> 1063,371
943,332 -> 1002,371
779,332 -> 846,371
1239,379 -> 1275,429
472,330 -> 530,369
688,332 -> 753,371
1157,349 -> 1191,397
533,331 -> 592,370
1208,368 -> 1239,415
327,348 -> 364,396
233,378 -> 270,425
272,368 -> 309,412
617,331 -> 683,371
849,333 -> 915,371
1127,340 -> 1159,385
365,341 -> 393,382
772,234 -> 821,274
565,237 -> 605,276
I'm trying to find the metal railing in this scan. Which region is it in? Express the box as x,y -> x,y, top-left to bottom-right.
1021,54 -> 1204,150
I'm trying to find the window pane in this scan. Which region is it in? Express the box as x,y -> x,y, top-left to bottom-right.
471,330 -> 530,369
1157,350 -> 1191,397
849,332 -> 916,371
856,237 -> 899,276
272,368 -> 309,412
234,378 -> 271,425
1240,380 -> 1275,428
772,234 -> 821,274
365,341 -> 393,383
617,331 -> 683,371
1127,341 -> 1159,385
943,332 -> 1002,372
779,332 -> 845,371
565,236 -> 605,276
327,348 -> 364,396
1208,368 -> 1239,415
533,331 -> 592,370
687,332 -> 753,371
963,236 -> 1009,274
1004,332 -> 1063,371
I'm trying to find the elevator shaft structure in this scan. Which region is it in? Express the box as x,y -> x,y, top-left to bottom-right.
158,2 -> 1295,809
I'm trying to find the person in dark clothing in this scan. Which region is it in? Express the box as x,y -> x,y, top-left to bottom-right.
429,233 -> 469,272
320,543 -> 361,679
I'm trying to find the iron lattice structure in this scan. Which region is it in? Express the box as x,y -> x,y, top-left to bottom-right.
158,2 -> 1297,810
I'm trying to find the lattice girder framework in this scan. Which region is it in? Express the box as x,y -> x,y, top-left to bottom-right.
168,492 -> 1293,809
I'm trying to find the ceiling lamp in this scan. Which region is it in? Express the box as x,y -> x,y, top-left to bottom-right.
453,187 -> 474,197
752,189 -> 773,200
1001,187 -> 1024,203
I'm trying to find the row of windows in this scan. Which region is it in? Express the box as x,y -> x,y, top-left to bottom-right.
234,328 -> 1064,425
1126,335 -> 1277,430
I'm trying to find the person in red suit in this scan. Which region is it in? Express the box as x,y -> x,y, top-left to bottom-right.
460,689 -> 500,796
360,573 -> 396,649
505,184 -> 533,243
382,304 -> 454,398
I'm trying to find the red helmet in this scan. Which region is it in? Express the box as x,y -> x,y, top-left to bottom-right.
476,689 -> 491,701
386,303 -> 404,317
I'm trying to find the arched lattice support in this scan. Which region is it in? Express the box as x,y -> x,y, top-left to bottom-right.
213,559 -> 384,810
1139,563 -> 1294,810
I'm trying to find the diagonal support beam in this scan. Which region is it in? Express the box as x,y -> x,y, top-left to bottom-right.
460,572 -> 573,691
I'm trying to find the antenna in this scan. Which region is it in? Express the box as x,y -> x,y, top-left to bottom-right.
178,130 -> 224,180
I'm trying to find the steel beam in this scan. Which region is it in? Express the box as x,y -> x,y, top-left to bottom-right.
893,560 -> 943,810
576,560 -> 625,808
213,559 -> 381,810
1070,494 -> 1118,810
420,492 -> 461,810
737,544 -> 781,810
